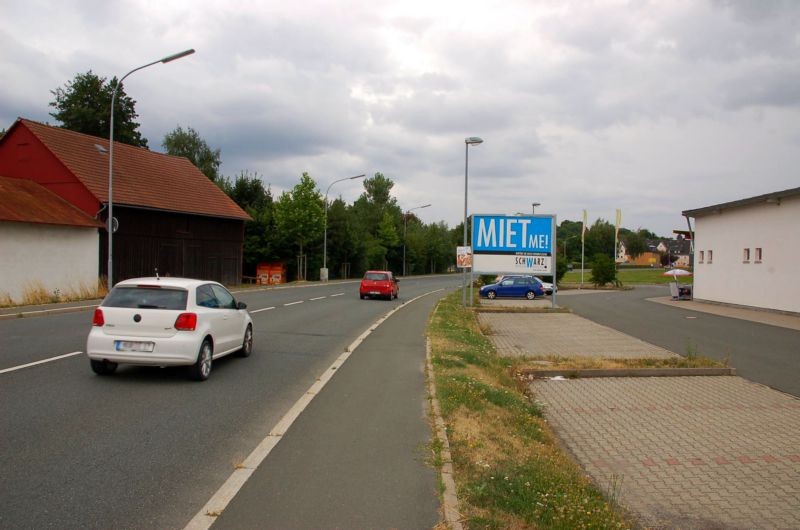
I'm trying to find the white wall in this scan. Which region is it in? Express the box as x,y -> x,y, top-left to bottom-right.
693,195 -> 800,313
0,222 -> 98,304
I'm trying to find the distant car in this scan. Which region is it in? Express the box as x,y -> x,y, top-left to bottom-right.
496,274 -> 556,295
480,276 -> 545,300
86,277 -> 253,381
359,270 -> 399,300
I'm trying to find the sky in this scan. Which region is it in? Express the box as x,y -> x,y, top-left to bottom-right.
2,0 -> 799,237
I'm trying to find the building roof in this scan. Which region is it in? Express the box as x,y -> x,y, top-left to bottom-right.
683,187 -> 800,218
0,175 -> 103,228
14,119 -> 250,221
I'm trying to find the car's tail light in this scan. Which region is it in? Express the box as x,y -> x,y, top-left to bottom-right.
174,313 -> 197,331
92,308 -> 104,326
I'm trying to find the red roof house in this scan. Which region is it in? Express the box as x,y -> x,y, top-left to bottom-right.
0,119 -> 251,285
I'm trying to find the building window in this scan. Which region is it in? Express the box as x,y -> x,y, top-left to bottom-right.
707,250 -> 713,264
755,247 -> 762,263
698,251 -> 704,263
743,248 -> 750,263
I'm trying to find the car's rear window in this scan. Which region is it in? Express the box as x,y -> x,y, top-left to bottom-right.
364,272 -> 389,281
102,286 -> 188,310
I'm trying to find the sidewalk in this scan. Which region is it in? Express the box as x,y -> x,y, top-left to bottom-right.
479,304 -> 800,529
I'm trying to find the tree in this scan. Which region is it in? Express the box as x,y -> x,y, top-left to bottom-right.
274,173 -> 324,279
624,231 -> 647,260
163,126 -> 221,182
219,171 -> 282,275
49,70 -> 148,147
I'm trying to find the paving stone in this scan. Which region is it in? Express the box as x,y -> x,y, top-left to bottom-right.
531,376 -> 800,529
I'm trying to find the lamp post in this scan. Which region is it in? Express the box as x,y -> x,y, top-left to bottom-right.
107,49 -> 195,290
322,174 -> 366,281
463,137 -> 483,306
531,202 -> 541,214
403,203 -> 431,277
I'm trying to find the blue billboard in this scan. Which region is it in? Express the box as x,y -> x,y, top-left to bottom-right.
472,215 -> 553,254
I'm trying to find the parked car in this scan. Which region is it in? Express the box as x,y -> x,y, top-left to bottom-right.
496,274 -> 556,295
359,270 -> 399,300
480,276 -> 545,300
86,277 -> 253,381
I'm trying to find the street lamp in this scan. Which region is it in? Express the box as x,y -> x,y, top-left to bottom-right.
322,174 -> 366,281
532,202 -> 541,214
107,48 -> 195,290
403,203 -> 431,277
463,136 -> 483,306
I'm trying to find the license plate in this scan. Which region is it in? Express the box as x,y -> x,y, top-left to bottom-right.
115,340 -> 155,352
370,291 -> 380,295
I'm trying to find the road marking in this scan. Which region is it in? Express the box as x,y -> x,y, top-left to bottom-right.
309,296 -> 326,301
184,288 -> 445,530
0,351 -> 83,375
330,293 -> 344,297
284,301 -> 304,306
250,307 -> 275,314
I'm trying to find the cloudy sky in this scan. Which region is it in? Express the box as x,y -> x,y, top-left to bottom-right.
2,0 -> 799,236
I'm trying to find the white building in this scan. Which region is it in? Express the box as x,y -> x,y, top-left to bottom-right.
0,176 -> 101,304
683,187 -> 800,314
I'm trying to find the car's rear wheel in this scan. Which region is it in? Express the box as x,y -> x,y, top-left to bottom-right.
360,293 -> 366,299
526,291 -> 536,300
237,325 -> 253,357
189,339 -> 213,381
487,291 -> 497,299
90,359 -> 118,375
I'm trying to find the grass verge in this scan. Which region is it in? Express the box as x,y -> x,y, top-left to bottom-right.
428,291 -> 630,529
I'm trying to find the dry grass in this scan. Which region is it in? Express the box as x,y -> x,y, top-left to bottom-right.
0,277 -> 108,308
514,354 -> 725,372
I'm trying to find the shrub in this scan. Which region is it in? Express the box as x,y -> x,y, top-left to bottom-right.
589,254 -> 618,286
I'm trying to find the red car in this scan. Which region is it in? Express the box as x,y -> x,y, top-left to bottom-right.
359,270 -> 399,300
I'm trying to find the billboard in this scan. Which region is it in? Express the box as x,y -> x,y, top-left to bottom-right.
471,214 -> 555,274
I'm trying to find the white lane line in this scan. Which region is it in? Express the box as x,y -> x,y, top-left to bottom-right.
284,301 -> 304,307
250,307 -> 275,314
330,293 -> 344,297
183,288 -> 445,530
309,296 -> 326,301
0,351 -> 84,375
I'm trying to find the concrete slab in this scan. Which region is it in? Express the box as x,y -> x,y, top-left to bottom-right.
478,312 -> 677,359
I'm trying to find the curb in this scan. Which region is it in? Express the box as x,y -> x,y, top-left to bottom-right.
518,367 -> 736,379
475,307 -> 571,314
425,336 -> 464,530
0,303 -> 99,321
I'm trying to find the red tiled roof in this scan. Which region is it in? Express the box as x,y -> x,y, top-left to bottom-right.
20,119 -> 250,221
0,175 -> 103,228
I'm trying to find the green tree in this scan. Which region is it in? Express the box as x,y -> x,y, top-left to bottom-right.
623,231 -> 647,260
585,219 -> 615,259
274,173 -> 324,279
163,126 -> 221,182
590,253 -> 618,286
49,70 -> 148,147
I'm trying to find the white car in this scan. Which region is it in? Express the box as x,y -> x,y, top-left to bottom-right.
86,277 -> 253,381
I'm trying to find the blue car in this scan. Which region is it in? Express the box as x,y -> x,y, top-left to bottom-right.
480,276 -> 545,300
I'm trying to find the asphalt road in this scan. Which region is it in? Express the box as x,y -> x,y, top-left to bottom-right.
0,275 -> 460,529
557,285 -> 800,397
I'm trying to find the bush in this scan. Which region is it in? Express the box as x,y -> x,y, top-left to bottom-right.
589,254 -> 618,286
555,255 -> 568,284
479,274 -> 497,286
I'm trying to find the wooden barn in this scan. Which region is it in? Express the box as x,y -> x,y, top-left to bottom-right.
0,119 -> 251,285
